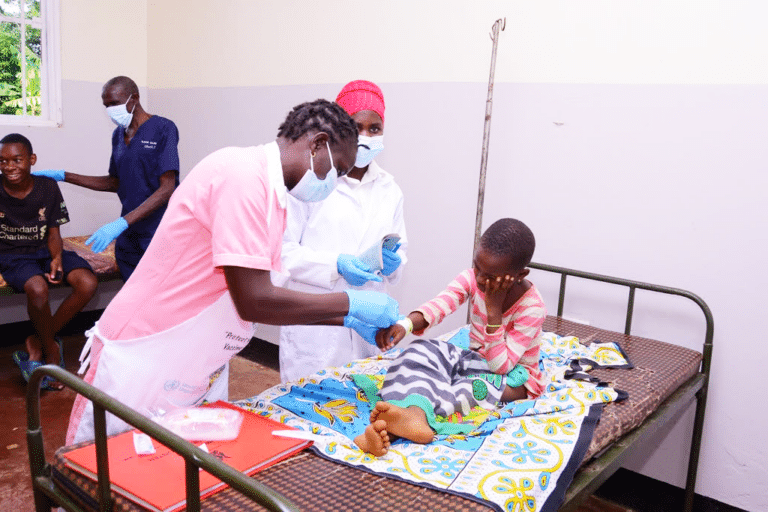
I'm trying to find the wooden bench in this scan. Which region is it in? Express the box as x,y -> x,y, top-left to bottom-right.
0,236 -> 121,296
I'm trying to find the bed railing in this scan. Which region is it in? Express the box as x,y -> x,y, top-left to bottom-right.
26,366 -> 299,512
528,261 -> 713,512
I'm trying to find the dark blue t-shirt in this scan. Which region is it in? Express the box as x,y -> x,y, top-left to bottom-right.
108,116 -> 180,237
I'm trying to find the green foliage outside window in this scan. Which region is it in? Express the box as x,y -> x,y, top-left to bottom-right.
1,1 -> 42,117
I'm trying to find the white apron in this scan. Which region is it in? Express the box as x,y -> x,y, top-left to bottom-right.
70,290 -> 256,444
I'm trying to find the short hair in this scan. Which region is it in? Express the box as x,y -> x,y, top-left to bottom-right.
0,133 -> 33,156
103,76 -> 139,98
277,99 -> 358,145
480,218 -> 536,270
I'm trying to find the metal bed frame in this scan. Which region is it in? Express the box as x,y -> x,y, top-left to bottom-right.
528,262 -> 713,512
25,365 -> 299,512
26,262 -> 713,512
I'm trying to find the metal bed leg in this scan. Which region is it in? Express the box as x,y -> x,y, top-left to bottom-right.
683,387 -> 708,512
685,308 -> 713,512
27,427 -> 53,512
26,370 -> 54,512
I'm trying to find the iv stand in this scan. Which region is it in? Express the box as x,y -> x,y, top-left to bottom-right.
468,18 -> 506,322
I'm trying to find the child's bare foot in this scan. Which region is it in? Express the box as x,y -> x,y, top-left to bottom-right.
370,401 -> 434,444
354,419 -> 390,456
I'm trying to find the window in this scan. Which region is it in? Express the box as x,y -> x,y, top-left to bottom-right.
0,0 -> 60,126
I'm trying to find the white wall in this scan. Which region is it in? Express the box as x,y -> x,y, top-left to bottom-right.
145,3 -> 768,510
2,1 -> 766,509
485,82 -> 767,507
147,0 -> 768,87
61,0 -> 148,85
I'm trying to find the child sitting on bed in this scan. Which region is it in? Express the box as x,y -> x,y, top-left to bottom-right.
355,218 -> 546,456
0,133 -> 97,391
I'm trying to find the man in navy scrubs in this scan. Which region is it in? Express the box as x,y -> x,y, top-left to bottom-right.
34,76 -> 180,280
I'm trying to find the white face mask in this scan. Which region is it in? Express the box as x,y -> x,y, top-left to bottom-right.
355,135 -> 384,168
106,99 -> 135,128
288,141 -> 338,202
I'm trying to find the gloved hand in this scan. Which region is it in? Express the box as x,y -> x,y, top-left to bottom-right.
381,242 -> 402,276
86,217 -> 128,253
337,254 -> 382,286
344,289 -> 399,328
343,316 -> 378,346
32,169 -> 65,182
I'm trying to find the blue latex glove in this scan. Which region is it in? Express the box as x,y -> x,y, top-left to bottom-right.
381,242 -> 402,276
344,289 -> 399,328
337,254 -> 382,286
343,316 -> 378,346
32,169 -> 65,181
86,217 -> 128,253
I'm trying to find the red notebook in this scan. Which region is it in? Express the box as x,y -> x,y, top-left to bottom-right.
61,401 -> 310,512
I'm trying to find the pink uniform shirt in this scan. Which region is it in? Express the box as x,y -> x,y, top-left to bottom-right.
98,142 -> 287,340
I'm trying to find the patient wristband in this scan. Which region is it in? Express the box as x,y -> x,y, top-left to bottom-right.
397,316 -> 414,336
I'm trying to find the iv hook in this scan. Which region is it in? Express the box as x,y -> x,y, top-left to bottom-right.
489,17 -> 506,41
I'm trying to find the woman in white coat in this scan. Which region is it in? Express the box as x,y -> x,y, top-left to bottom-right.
278,80 -> 408,383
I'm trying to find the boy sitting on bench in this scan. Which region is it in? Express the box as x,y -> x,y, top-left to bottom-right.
0,133 -> 97,390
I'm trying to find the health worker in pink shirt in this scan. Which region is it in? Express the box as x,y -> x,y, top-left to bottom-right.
67,99 -> 400,444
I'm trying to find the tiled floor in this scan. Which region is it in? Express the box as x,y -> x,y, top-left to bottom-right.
1,332 -> 627,512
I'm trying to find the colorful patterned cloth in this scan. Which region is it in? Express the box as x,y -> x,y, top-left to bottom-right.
237,328 -> 630,512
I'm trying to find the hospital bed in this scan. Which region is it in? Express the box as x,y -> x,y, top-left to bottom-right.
26,261 -> 712,512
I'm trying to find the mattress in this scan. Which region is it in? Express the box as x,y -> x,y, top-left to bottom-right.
50,317 -> 702,511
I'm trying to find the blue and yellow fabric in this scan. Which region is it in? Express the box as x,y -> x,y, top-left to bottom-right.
238,328 -> 630,512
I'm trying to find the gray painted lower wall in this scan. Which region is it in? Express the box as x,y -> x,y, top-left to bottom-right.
152,83 -> 768,510
3,80 -> 766,511
152,81 -> 766,510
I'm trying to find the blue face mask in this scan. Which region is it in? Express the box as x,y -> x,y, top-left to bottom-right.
106,99 -> 135,128
355,135 -> 384,168
288,141 -> 338,202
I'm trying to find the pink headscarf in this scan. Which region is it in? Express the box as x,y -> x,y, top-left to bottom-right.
335,80 -> 385,122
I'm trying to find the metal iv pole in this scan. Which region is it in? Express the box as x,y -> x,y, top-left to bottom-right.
468,18 -> 506,322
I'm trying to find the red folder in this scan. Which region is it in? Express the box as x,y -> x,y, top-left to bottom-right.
61,401 -> 310,511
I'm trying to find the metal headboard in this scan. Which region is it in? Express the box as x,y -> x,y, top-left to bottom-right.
528,261 -> 713,512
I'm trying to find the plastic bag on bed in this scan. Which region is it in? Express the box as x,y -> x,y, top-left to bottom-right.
151,406 -> 244,441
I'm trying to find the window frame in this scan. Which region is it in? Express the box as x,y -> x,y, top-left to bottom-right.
0,0 -> 61,127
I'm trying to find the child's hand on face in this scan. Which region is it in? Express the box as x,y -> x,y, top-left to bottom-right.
483,274 -> 514,316
376,324 -> 405,351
